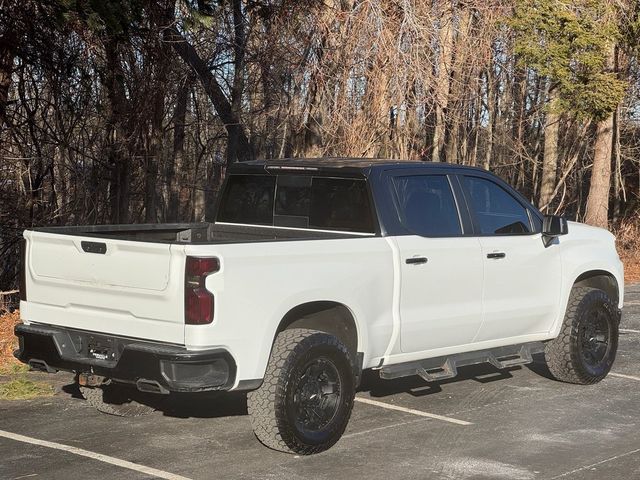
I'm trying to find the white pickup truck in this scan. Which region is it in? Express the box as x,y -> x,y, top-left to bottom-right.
15,158 -> 623,454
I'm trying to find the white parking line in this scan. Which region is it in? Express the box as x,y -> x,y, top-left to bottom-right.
549,447 -> 640,479
609,372 -> 640,382
0,429 -> 192,480
343,418 -> 425,439
354,397 -> 473,426
620,328 -> 640,334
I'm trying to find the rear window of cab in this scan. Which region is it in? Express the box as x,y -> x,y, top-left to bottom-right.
216,174 -> 376,234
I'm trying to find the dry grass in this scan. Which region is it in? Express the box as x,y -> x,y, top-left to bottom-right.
0,377 -> 53,400
614,215 -> 640,285
0,309 -> 53,400
0,309 -> 21,370
622,254 -> 640,285
0,362 -> 28,376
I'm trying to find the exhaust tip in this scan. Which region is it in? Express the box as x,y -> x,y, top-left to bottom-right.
136,379 -> 169,395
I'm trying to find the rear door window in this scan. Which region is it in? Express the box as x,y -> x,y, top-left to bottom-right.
462,176 -> 532,235
392,175 -> 462,237
308,177 -> 374,233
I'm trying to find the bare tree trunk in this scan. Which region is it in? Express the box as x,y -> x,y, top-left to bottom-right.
585,45 -> 616,229
585,115 -> 614,228
228,0 -> 247,163
538,88 -> 560,211
166,78 -> 190,222
444,5 -> 471,165
612,99 -> 623,223
432,2 -> 454,162
165,26 -> 253,163
144,108 -> 162,222
512,64 -> 527,190
144,3 -> 174,222
104,39 -> 131,224
469,81 -> 482,167
484,67 -> 495,170
205,160 -> 223,221
0,31 -> 15,129
193,175 -> 205,222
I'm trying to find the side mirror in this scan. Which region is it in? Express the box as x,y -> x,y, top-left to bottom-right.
542,215 -> 568,237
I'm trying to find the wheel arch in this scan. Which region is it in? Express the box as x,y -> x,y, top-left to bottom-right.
572,269 -> 620,306
550,267 -> 622,339
275,301 -> 360,358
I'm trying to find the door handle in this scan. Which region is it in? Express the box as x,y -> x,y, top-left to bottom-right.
487,252 -> 506,259
406,257 -> 428,265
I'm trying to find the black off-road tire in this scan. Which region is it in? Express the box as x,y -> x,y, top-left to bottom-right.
545,286 -> 619,384
79,378 -> 160,417
247,328 -> 356,454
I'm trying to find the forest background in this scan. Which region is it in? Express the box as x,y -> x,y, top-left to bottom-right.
1,0 -> 640,302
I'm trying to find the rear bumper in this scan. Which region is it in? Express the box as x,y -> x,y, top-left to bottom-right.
14,323 -> 237,393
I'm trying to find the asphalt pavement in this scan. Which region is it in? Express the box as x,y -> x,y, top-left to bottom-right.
1,285 -> 640,479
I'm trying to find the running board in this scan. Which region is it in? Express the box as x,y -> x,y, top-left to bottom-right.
379,342 -> 546,383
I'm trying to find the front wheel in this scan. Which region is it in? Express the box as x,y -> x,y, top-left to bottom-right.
247,328 -> 355,454
545,286 -> 619,384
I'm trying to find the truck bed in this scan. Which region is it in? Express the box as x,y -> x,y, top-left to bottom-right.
33,222 -> 358,244
22,221 -> 375,346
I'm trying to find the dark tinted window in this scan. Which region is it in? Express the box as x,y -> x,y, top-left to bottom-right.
217,174 -> 375,233
275,175 -> 311,217
217,174 -> 275,225
309,177 -> 374,233
463,176 -> 532,235
393,175 -> 462,236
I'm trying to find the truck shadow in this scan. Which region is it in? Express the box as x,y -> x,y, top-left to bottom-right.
61,381 -> 248,419
60,355 -> 553,419
359,353 -> 553,398
160,391 -> 248,419
359,364 -> 521,398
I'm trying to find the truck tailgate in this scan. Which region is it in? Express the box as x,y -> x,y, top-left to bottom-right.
22,230 -> 185,344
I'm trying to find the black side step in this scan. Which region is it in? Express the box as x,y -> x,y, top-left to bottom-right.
379,342 -> 545,383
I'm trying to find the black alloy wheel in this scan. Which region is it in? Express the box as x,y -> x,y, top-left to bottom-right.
290,357 -> 342,434
545,286 -> 619,384
577,304 -> 612,371
247,328 -> 356,454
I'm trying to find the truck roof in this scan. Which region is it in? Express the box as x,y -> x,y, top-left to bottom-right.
232,158 -> 485,177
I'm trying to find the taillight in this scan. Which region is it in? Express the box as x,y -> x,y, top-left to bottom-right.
19,239 -> 27,302
184,256 -> 219,325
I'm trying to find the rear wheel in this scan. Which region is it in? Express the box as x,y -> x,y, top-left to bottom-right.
78,377 -> 159,417
247,328 -> 355,454
545,286 -> 619,384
